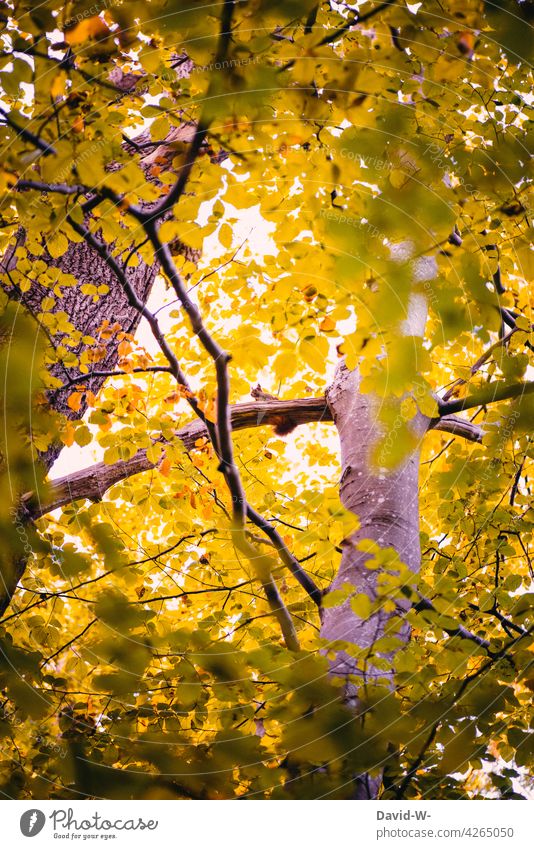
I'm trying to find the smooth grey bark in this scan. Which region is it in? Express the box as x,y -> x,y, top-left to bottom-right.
322,364 -> 429,672
320,256 -> 434,798
321,363 -> 430,798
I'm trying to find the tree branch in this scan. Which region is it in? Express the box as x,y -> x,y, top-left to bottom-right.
137,0 -> 234,223
318,1 -> 393,47
441,328 -> 517,402
51,366 -> 173,393
438,381 -> 534,416
26,398 -> 486,521
246,503 -> 322,606
393,622 -> 534,798
15,179 -> 87,195
431,414 -> 483,442
0,106 -> 57,156
259,570 -> 300,651
414,596 -> 490,650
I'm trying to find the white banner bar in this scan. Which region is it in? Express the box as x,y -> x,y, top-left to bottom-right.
2,799 -> 533,849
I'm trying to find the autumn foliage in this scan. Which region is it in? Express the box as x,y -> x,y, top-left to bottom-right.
0,0 -> 532,800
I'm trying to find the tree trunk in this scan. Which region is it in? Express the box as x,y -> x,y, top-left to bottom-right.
0,232 -> 160,617
0,50 -> 221,616
1,63 -> 204,469
322,365 -> 430,798
1,230 -> 159,470
0,100 -> 204,614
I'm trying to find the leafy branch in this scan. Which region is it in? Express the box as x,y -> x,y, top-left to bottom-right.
25,399 -> 484,521
438,380 -> 534,416
392,623 -> 534,798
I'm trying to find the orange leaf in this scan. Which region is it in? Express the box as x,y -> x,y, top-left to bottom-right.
158,455 -> 172,477
62,422 -> 76,447
65,17 -> 111,46
86,344 -> 107,363
457,31 -> 475,57
319,316 -> 336,333
164,391 -> 182,403
51,72 -> 67,99
67,391 -> 83,413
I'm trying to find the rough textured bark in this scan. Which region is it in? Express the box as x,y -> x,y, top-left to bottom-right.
0,212 -> 162,616
0,64 -> 204,470
1,125 -> 207,469
0,230 -> 160,617
0,72 -> 207,613
1,230 -> 159,469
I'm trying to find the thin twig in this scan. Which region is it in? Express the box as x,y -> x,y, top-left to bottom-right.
0,106 -> 57,156
442,328 -> 517,402
41,619 -> 97,667
394,623 -> 534,798
52,366 -> 173,393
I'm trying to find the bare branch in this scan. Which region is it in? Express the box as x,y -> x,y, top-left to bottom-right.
259,570 -> 300,651
467,601 -> 527,637
233,532 -> 300,651
413,596 -> 490,650
15,179 -> 87,195
52,366 -> 173,393
27,398 -> 484,521
40,619 -> 97,667
318,1 -> 392,47
25,398 -> 331,518
146,229 -> 246,521
246,504 -> 323,606
430,414 -> 483,442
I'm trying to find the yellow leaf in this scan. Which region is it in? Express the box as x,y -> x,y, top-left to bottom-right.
299,335 -> 329,373
47,232 -> 68,259
273,350 -> 297,381
218,223 -> 233,249
51,72 -> 67,99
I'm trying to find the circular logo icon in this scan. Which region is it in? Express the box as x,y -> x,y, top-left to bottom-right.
20,810 -> 46,837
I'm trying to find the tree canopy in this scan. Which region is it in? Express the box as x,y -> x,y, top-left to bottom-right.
0,0 -> 532,800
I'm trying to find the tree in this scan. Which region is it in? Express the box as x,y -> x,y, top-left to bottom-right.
0,0 -> 532,800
